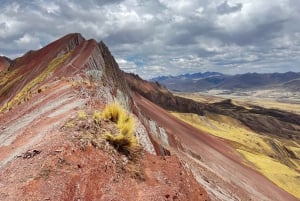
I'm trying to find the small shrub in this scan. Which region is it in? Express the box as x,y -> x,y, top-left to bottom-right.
93,111 -> 102,124
117,110 -> 133,127
64,121 -> 74,128
102,103 -> 123,123
77,110 -> 87,120
119,117 -> 134,136
103,103 -> 139,158
86,69 -> 102,81
105,132 -> 138,156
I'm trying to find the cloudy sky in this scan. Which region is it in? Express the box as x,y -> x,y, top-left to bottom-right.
0,0 -> 300,78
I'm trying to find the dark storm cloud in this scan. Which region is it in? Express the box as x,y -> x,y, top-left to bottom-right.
0,0 -> 299,78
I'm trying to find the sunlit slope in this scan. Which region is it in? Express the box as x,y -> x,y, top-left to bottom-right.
171,112 -> 300,199
175,92 -> 300,115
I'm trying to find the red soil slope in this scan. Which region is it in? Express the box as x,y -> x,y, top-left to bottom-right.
134,93 -> 299,201
0,124 -> 208,200
0,33 -> 209,200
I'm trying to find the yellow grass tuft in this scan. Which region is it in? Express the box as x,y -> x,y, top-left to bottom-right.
64,121 -> 74,128
93,111 -> 102,124
105,132 -> 137,154
103,103 -> 139,157
117,111 -> 134,134
77,110 -> 87,120
102,103 -> 123,122
119,118 -> 134,136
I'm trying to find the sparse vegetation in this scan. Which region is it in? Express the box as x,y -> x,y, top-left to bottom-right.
239,150 -> 300,198
86,69 -> 103,81
64,120 -> 75,128
63,103 -> 140,160
39,168 -> 51,180
61,102 -> 142,180
77,110 -> 87,120
93,111 -> 102,124
0,68 -> 19,86
0,74 -> 23,98
171,111 -> 300,199
102,103 -> 123,123
0,51 -> 71,113
103,103 -> 139,157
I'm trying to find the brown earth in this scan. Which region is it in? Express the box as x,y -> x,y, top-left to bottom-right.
0,33 -> 209,200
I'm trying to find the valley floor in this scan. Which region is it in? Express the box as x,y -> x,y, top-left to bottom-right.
175,89 -> 300,114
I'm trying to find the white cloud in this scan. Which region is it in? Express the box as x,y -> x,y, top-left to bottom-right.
0,0 -> 299,78
116,58 -> 138,74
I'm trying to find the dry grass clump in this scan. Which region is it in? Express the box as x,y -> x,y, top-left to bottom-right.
93,111 -> 102,124
103,103 -> 139,158
105,132 -> 138,157
63,103 -> 140,160
102,103 -> 122,123
77,110 -> 87,120
61,103 -> 143,180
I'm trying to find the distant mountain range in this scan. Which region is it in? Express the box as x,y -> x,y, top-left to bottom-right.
151,71 -> 300,92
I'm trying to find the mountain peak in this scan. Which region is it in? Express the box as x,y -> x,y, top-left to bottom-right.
0,56 -> 11,71
0,33 -> 210,200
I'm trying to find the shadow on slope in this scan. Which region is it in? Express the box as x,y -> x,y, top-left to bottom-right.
125,73 -> 300,140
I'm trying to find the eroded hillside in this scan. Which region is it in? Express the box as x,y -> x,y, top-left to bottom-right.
0,34 -> 209,201
126,72 -> 300,201
126,73 -> 300,140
